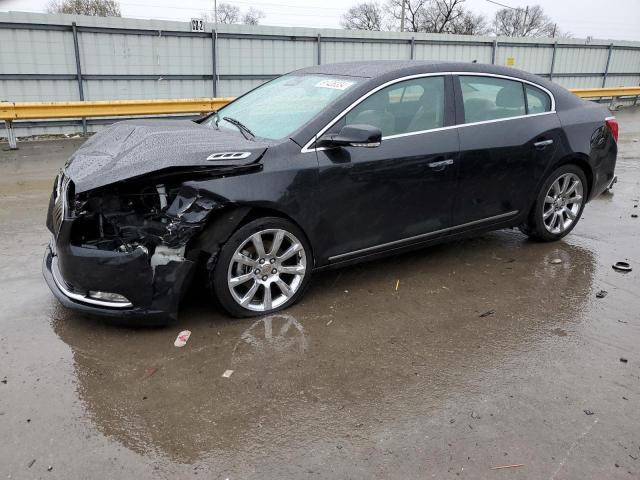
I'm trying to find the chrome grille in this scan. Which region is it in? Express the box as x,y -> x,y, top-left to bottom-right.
52,174 -> 70,237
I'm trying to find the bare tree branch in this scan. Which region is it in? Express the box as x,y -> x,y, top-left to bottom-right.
385,0 -> 430,32
425,0 -> 466,33
202,3 -> 264,25
216,2 -> 241,24
46,0 -> 121,17
383,0 -> 489,35
341,2 -> 384,31
492,4 -> 558,37
243,7 -> 265,25
450,10 -> 491,35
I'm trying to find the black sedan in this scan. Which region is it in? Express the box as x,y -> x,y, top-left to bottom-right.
43,61 -> 618,322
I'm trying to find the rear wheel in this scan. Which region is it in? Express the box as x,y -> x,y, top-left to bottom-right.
520,164 -> 587,241
211,217 -> 312,317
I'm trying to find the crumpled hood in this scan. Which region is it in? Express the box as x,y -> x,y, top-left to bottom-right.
64,119 -> 271,193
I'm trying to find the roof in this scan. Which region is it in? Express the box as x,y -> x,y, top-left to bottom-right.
297,60 -> 539,80
294,60 -> 577,104
295,60 -> 446,78
286,60 -> 584,147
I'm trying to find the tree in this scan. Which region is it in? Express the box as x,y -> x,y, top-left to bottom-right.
216,2 -> 241,24
492,4 -> 557,37
341,2 -> 384,30
203,3 -> 265,25
46,0 -> 121,16
344,0 -> 492,36
385,0 -> 429,32
384,0 -> 489,35
422,0 -> 466,33
450,10 -> 491,35
242,7 -> 265,25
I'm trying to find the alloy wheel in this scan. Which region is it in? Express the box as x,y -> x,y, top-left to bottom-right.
227,229 -> 307,312
542,172 -> 584,234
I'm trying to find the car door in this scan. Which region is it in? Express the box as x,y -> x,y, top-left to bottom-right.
452,74 -> 561,226
311,74 -> 460,262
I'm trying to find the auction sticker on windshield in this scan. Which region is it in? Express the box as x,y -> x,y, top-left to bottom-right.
315,79 -> 355,90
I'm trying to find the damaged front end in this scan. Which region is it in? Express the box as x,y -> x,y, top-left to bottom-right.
43,173 -> 226,324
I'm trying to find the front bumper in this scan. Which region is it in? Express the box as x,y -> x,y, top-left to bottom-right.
43,240 -> 195,325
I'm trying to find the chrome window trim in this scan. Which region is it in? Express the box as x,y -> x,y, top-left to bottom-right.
301,71 -> 556,153
328,210 -> 519,262
51,256 -> 134,309
381,111 -> 555,141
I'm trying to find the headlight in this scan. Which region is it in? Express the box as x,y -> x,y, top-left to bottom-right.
88,291 -> 131,303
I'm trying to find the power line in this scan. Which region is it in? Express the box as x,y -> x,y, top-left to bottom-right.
120,0 -> 346,12
485,0 -> 519,10
115,0 -> 345,19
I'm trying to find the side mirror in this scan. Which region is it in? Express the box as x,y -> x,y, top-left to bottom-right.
318,124 -> 382,148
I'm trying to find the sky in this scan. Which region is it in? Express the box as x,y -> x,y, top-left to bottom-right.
1,0 -> 639,41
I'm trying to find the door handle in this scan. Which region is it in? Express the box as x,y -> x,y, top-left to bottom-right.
534,139 -> 554,149
428,159 -> 454,169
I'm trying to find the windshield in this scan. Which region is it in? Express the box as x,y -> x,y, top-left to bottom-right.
206,74 -> 362,140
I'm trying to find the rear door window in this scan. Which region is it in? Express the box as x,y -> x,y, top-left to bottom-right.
460,76 -> 526,123
526,85 -> 552,114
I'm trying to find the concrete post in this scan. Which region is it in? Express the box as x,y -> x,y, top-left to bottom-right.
5,121 -> 17,150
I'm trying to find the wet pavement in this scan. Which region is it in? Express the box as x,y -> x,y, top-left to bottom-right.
1,110 -> 639,479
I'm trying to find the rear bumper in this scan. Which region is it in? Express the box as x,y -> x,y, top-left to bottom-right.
43,240 -> 194,325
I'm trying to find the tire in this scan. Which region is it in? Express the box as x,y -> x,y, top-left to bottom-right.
210,217 -> 313,317
519,164 -> 588,242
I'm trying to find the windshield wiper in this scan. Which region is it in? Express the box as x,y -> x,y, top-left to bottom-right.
222,116 -> 255,140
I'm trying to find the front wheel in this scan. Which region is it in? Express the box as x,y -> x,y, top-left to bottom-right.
520,164 -> 587,241
211,217 -> 312,317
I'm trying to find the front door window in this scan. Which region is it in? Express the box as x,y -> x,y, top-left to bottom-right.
343,76 -> 445,137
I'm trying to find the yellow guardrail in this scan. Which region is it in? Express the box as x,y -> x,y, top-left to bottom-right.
570,87 -> 640,99
3,88 -> 639,122
0,97 -> 234,121
2,87 -> 640,149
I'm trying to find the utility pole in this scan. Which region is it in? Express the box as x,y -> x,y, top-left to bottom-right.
521,5 -> 528,36
400,0 -> 406,32
214,0 -> 218,25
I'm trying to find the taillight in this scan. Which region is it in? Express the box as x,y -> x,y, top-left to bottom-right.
605,116 -> 619,142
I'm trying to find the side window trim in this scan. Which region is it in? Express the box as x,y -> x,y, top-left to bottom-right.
525,84 -> 552,114
302,72 -> 556,152
458,75 -> 526,123
523,82 -> 530,115
339,74 -> 450,139
375,75 -> 454,140
452,74 -> 464,126
444,74 -> 456,128
304,73 -> 453,151
453,74 -> 556,127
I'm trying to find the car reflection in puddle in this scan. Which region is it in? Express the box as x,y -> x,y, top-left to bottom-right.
232,314 -> 309,366
49,232 -> 597,466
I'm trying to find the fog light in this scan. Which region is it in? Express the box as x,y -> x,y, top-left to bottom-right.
88,291 -> 130,303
